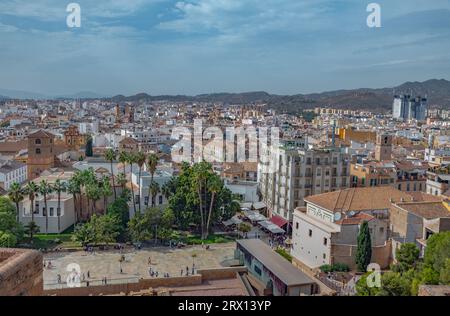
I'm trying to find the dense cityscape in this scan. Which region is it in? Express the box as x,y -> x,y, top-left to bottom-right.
0,0 -> 449,305
0,84 -> 449,297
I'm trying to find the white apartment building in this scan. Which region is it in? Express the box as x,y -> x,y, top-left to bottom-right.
291,187 -> 407,270
131,168 -> 173,217
18,171 -> 77,233
258,139 -> 350,224
0,160 -> 27,190
19,192 -> 75,234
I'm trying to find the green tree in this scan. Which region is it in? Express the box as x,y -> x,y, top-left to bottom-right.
394,243 -> 420,273
118,151 -> 128,175
24,221 -> 40,242
86,183 -> 101,217
149,181 -> 160,207
85,135 -> 93,157
424,232 -> 450,278
38,180 -> 53,233
135,151 -> 146,214
100,176 -> 113,212
356,221 -> 372,272
127,212 -> 151,243
238,222 -> 252,238
378,272 -> 412,296
116,172 -> 127,191
0,231 -> 17,247
73,214 -> 120,246
0,196 -> 23,246
104,148 -> 117,199
67,177 -> 81,224
356,273 -> 381,296
53,179 -> 67,233
8,182 -> 24,222
127,152 -> 137,216
146,153 -> 158,183
206,176 -> 222,237
24,181 -> 39,222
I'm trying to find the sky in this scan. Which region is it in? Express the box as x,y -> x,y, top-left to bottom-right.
0,0 -> 450,96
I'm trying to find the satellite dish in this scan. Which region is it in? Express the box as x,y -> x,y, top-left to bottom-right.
349,211 -> 356,217
334,212 -> 342,221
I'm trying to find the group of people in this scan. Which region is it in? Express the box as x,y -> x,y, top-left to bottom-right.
180,264 -> 196,277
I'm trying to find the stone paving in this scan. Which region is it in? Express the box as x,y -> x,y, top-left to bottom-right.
42,242 -> 236,289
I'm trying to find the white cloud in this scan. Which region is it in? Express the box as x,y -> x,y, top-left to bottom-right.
0,0 -> 163,20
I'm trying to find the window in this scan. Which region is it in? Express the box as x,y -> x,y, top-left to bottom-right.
379,227 -> 384,233
254,265 -> 262,276
323,238 -> 328,246
35,139 -> 41,145
50,207 -> 54,216
296,222 -> 299,230
57,207 -> 61,216
43,207 -> 47,216
323,253 -> 326,259
158,195 -> 163,205
35,148 -> 41,154
398,184 -> 402,190
308,229 -> 312,237
144,196 -> 149,206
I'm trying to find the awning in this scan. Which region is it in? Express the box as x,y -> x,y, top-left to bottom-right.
222,215 -> 243,227
253,201 -> 267,210
258,220 -> 285,234
270,215 -> 288,228
243,210 -> 267,222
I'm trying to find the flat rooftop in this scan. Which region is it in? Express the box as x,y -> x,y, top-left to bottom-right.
236,239 -> 315,287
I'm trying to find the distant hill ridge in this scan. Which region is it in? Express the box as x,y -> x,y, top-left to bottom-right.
108,79 -> 450,112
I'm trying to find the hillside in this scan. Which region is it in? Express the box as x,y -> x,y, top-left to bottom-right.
109,79 -> 450,113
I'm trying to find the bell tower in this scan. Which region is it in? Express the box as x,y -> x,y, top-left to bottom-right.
375,134 -> 392,161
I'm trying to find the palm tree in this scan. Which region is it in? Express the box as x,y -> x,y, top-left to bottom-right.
146,153 -> 158,207
104,148 -> 117,200
67,177 -> 81,224
161,182 -> 172,201
100,176 -> 113,212
8,182 -> 24,222
149,181 -> 160,207
39,180 -> 53,233
206,176 -> 222,237
24,181 -> 39,223
53,179 -> 66,233
86,183 -> 101,217
127,152 -> 137,216
146,153 -> 158,182
193,163 -> 210,239
72,171 -> 84,218
118,151 -> 128,175
24,221 -> 40,243
135,151 -> 146,214
116,172 -> 127,191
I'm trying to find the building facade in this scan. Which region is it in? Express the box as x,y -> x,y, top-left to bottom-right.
258,141 -> 350,224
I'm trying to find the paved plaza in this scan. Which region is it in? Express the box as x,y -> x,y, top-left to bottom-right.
43,242 -> 236,289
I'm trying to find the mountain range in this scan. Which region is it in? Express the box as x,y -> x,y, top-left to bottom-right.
1,79 -> 449,113
109,79 -> 450,113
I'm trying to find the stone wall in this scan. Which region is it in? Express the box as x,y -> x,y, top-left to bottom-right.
0,248 -> 43,296
331,240 -> 392,270
43,267 -> 247,296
